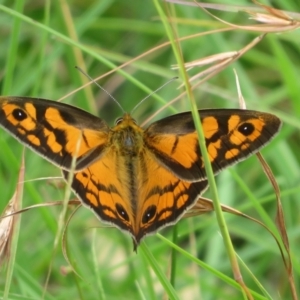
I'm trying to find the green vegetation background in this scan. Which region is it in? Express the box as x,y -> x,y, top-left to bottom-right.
0,0 -> 299,299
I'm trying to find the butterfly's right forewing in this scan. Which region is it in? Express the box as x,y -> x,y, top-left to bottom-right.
144,109 -> 281,181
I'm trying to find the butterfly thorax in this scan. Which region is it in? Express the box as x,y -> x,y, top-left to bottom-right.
110,113 -> 144,156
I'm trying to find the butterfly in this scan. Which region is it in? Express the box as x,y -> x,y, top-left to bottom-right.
0,96 -> 281,246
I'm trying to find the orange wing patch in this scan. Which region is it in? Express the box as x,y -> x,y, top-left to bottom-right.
202,116 -> 219,139
146,132 -> 200,169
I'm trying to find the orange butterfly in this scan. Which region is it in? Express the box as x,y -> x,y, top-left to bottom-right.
0,97 -> 281,245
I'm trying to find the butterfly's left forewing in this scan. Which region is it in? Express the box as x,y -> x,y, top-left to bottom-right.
0,97 -> 110,170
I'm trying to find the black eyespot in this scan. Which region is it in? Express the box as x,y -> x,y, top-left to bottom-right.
12,108 -> 27,121
238,122 -> 255,136
116,203 -> 129,221
115,117 -> 123,125
142,205 -> 157,224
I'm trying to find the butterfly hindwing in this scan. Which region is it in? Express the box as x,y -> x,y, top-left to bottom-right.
135,149 -> 208,242
63,145 -> 208,243
144,109 -> 281,181
0,97 -> 110,170
63,148 -> 136,235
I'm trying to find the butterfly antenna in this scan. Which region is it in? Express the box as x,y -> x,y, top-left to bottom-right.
75,66 -> 125,113
130,76 -> 178,114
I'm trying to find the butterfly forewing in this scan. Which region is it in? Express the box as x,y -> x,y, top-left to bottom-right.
0,97 -> 110,170
144,109 -> 281,181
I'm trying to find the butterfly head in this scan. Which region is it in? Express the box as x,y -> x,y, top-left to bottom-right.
114,113 -> 137,127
